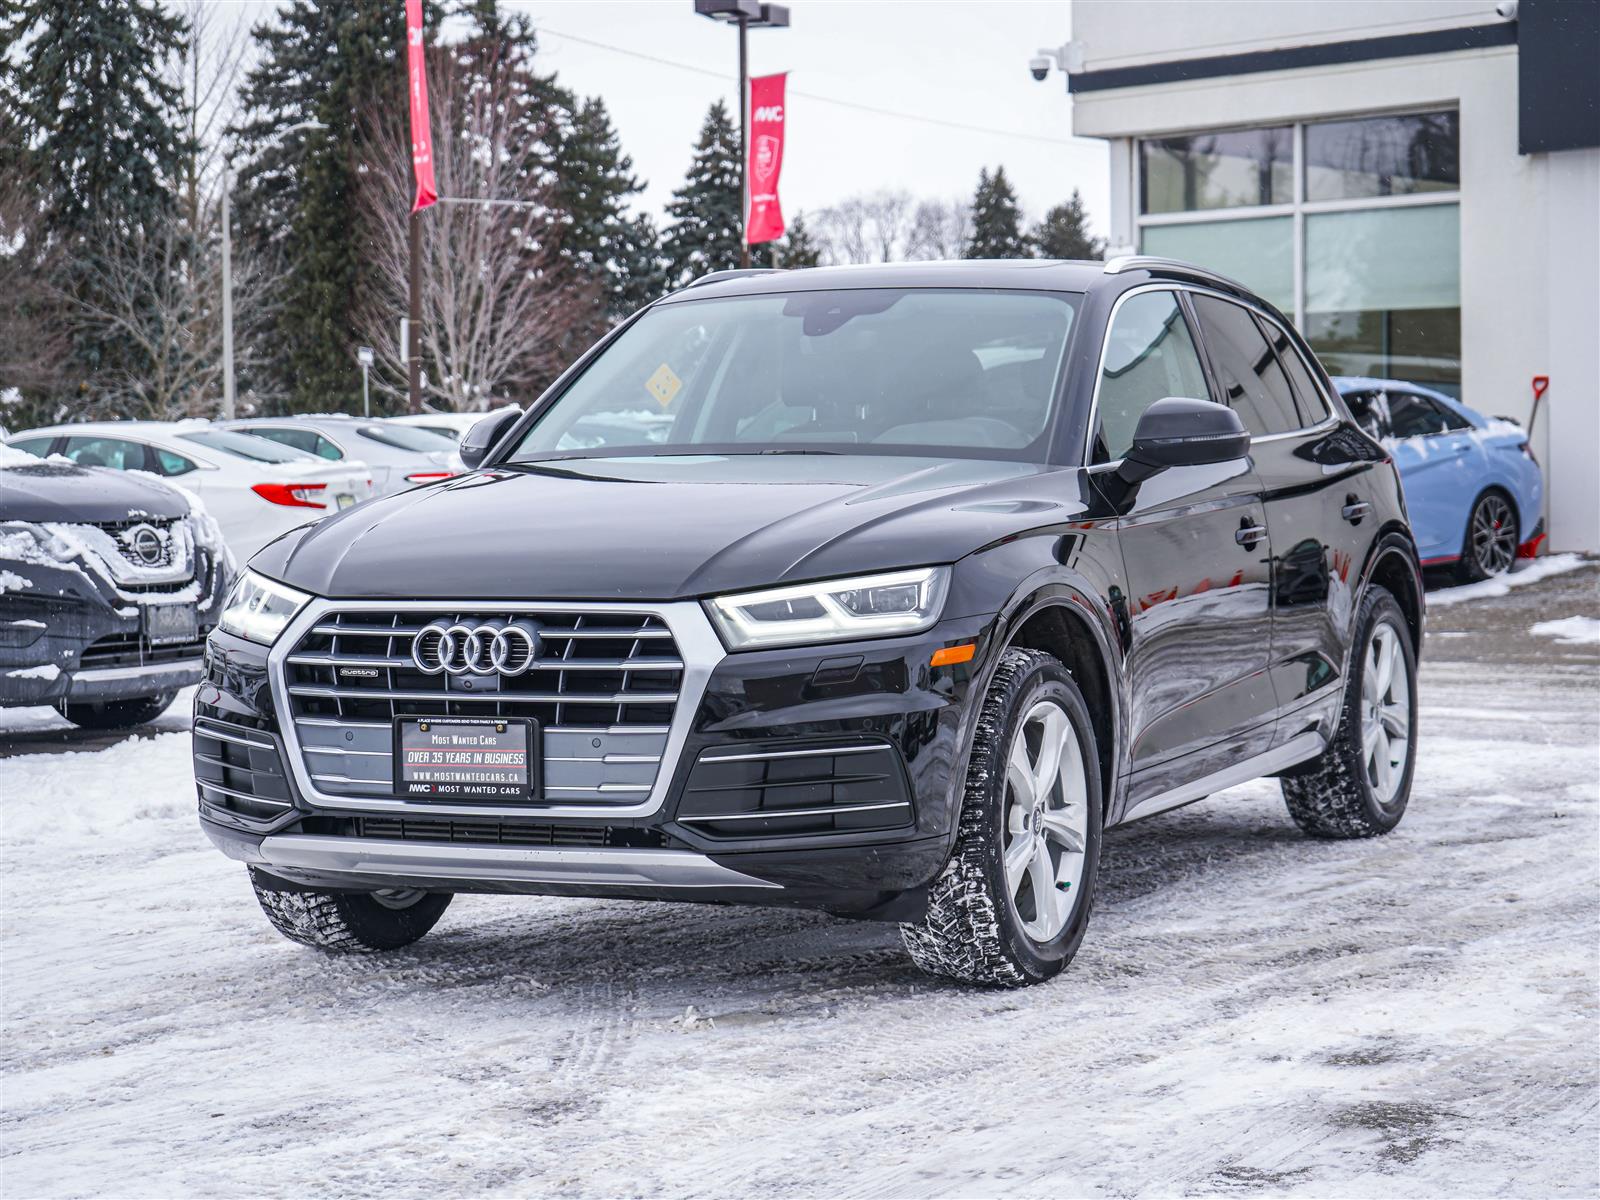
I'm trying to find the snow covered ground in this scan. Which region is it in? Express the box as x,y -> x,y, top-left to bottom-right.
2,565 -> 1597,1198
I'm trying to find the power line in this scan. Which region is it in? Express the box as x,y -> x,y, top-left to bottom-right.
534,25 -> 1095,150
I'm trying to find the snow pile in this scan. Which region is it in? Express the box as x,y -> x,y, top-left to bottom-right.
1427,553 -> 1587,607
0,568 -> 34,594
4,664 -> 59,681
1530,616 -> 1600,646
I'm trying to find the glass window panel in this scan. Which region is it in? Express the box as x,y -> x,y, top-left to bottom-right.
1305,111 -> 1458,201
61,436 -> 148,471
1094,290 -> 1211,462
1387,392 -> 1452,438
1141,126 -> 1292,214
1305,205 -> 1460,393
1192,296 -> 1301,437
1140,217 -> 1294,312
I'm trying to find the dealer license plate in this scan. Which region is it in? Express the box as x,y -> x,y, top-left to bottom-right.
143,602 -> 199,646
336,493 -> 356,510
394,717 -> 538,800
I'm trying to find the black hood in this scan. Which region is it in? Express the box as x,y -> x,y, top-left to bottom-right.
0,460 -> 191,523
252,454 -> 1090,601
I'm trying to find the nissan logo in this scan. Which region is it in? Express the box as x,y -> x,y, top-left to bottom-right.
127,524 -> 165,565
411,621 -> 539,676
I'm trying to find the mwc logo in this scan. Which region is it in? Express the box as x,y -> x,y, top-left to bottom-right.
753,105 -> 785,123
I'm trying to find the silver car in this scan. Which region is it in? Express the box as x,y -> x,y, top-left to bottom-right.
222,415 -> 460,496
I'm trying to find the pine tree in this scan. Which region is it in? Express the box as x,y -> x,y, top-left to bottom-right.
1030,189 -> 1105,261
965,166 -> 1029,259
774,213 -> 822,268
230,1 -> 420,411
0,0 -> 190,402
662,101 -> 743,286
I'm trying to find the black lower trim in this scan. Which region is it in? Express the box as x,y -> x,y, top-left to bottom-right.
1068,21 -> 1518,94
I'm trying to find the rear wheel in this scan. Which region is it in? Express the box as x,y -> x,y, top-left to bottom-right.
901,648 -> 1102,987
58,691 -> 176,730
1457,491 -> 1517,582
248,867 -> 452,952
1281,586 -> 1417,838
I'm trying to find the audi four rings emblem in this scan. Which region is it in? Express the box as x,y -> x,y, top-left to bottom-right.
412,622 -> 540,676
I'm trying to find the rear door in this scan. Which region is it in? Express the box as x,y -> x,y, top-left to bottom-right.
1385,389 -> 1479,561
1092,288 -> 1277,814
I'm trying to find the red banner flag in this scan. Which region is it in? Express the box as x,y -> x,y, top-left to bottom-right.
405,0 -> 437,213
747,73 -> 786,245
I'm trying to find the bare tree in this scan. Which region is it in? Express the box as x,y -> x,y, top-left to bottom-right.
907,198 -> 973,261
0,160 -> 70,406
813,190 -> 919,264
355,44 -> 586,411
173,0 -> 251,238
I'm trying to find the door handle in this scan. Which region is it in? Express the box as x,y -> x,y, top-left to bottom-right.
1341,498 -> 1373,525
1235,520 -> 1267,549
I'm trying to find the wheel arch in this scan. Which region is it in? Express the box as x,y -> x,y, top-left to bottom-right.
971,581 -> 1125,825
1359,528 -> 1425,662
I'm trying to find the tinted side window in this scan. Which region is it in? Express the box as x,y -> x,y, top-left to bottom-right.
1342,390 -> 1388,439
1094,290 -> 1211,462
154,448 -> 197,476
248,426 -> 332,457
61,436 -> 150,471
1387,393 -> 1451,438
1192,296 -> 1300,436
1254,313 -> 1331,425
7,438 -> 54,458
1434,400 -> 1472,432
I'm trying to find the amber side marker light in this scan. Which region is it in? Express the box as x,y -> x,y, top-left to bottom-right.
930,643 -> 976,668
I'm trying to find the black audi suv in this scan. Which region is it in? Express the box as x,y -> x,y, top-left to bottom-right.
195,258 -> 1422,986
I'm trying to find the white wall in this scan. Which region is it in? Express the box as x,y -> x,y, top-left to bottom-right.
1071,0 -> 1505,71
1067,30 -> 1599,551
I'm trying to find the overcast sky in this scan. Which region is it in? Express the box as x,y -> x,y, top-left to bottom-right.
217,0 -> 1110,237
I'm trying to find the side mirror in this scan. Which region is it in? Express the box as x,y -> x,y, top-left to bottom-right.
458,406 -> 522,470
1123,396 -> 1249,478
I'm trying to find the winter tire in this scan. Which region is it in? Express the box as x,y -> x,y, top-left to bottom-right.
902,647 -> 1103,987
248,867 -> 453,952
59,691 -> 177,730
1456,490 -> 1518,582
1281,586 -> 1417,838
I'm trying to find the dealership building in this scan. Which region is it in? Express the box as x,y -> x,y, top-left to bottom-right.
1060,0 -> 1599,552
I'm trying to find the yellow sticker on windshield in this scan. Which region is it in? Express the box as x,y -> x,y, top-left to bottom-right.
645,363 -> 682,409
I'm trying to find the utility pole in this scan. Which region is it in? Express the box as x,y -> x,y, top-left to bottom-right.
407,211 -> 422,414
220,164 -> 235,420
693,2 -> 789,270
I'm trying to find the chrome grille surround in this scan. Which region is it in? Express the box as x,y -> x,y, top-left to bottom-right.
267,597 -> 726,819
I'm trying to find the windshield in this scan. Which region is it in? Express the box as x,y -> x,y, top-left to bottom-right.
506,288 -> 1080,463
359,423 -> 456,452
178,429 -> 319,464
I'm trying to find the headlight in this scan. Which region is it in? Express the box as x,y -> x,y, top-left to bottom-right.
218,569 -> 310,645
707,566 -> 951,651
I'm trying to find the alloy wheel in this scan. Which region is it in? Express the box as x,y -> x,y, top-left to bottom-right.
1002,699 -> 1090,942
1471,494 -> 1517,577
1360,620 -> 1412,808
370,888 -> 427,910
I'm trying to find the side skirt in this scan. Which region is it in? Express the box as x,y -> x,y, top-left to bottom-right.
1113,730 -> 1327,826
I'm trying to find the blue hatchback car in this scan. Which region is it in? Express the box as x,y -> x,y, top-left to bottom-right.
1334,377 -> 1543,581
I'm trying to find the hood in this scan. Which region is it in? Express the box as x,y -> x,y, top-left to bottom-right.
0,461 -> 190,523
252,453 -> 1089,600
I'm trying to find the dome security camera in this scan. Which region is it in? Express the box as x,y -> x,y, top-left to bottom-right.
1029,55 -> 1052,82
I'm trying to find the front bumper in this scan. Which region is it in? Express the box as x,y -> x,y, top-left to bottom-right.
195,600 -> 992,917
1,556 -> 223,708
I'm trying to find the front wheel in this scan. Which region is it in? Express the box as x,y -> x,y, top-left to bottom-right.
901,648 -> 1103,987
58,691 -> 177,730
1281,586 -> 1418,838
248,867 -> 453,952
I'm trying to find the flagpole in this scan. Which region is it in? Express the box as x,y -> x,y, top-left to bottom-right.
408,211 -> 422,414
738,11 -> 750,269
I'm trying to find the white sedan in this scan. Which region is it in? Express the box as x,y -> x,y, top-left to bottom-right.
384,411 -> 489,443
6,422 -> 374,563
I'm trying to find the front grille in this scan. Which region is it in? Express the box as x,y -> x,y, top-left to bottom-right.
351,816 -> 676,849
283,608 -> 684,805
85,517 -> 183,570
194,717 -> 294,822
81,633 -> 207,669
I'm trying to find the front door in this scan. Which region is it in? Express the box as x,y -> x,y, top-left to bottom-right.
1089,289 -> 1277,813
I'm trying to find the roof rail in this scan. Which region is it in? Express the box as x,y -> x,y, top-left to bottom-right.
1102,255 -> 1248,291
686,267 -> 788,289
